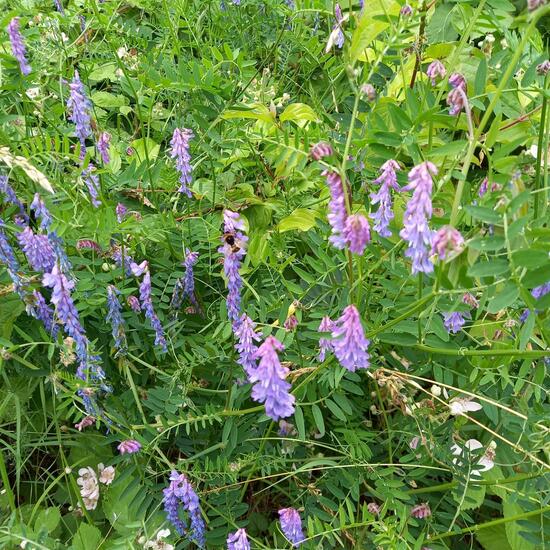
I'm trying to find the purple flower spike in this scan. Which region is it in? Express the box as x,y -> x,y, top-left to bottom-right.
310,142 -> 333,160
54,0 -> 65,14
171,249 -> 199,310
323,170 -> 348,249
115,203 -> 127,223
170,128 -> 194,197
219,210 -> 248,325
431,226 -> 464,260
139,269 -> 167,352
17,226 -> 56,273
163,471 -> 206,547
370,159 -> 401,237
82,165 -> 101,207
318,316 -> 336,362
426,60 -> 446,86
0,176 -> 28,221
234,314 -> 262,379
30,194 -> 52,230
399,161 -> 437,274
343,214 -> 370,255
333,4 -> 345,49
117,439 -> 141,454
97,132 -> 111,164
227,528 -> 250,550
106,285 -> 127,356
0,218 -> 26,299
332,305 -> 370,372
279,508 -> 305,547
249,335 -> 295,421
67,71 -> 92,161
7,18 -> 31,76
447,73 -> 467,116
443,311 -> 466,334
31,290 -> 59,337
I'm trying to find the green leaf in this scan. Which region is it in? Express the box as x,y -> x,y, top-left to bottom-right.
90,91 -> 129,109
452,484 -> 486,512
350,12 -> 392,63
468,237 -> 505,251
221,103 -> 275,124
468,259 -> 509,277
35,507 -> 61,534
427,140 -> 468,158
279,103 -> 318,124
474,57 -> 487,97
294,405 -> 306,440
476,524 -> 513,550
311,404 -> 325,437
512,249 -> 549,269
486,282 -> 519,313
464,205 -> 501,224
278,209 -> 319,232
130,137 -> 160,164
71,523 -> 102,550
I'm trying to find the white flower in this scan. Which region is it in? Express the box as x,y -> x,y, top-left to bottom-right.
26,87 -> 40,100
430,385 -> 442,397
77,467 -> 100,510
449,397 -> 482,416
451,439 -> 495,475
143,529 -> 174,550
98,463 -> 116,485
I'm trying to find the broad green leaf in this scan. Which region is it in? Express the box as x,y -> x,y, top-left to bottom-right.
221,103 -> 275,124
130,137 -> 160,164
311,404 -> 325,437
91,91 -> 129,109
278,209 -> 319,233
512,249 -> 549,269
476,524 -> 513,550
486,282 -> 519,313
468,259 -> 509,277
71,523 -> 102,550
35,507 -> 61,534
464,205 -> 501,224
350,8 -> 395,63
279,103 -> 318,124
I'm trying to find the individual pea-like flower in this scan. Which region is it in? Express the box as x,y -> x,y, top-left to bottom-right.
115,203 -> 127,223
332,305 -> 370,371
431,226 -> 464,260
97,132 -> 111,164
370,159 -> 401,237
98,463 -> 116,485
410,503 -> 431,519
170,128 -> 194,197
400,3 -> 413,16
139,269 -> 167,352
521,281 -> 550,321
343,214 -> 370,255
117,439 -> 141,454
74,415 -> 95,431
310,142 -> 333,160
143,529 -> 174,550
234,314 -> 262,379
106,285 -> 127,356
82,164 -> 101,207
278,419 -> 296,436
127,295 -> 141,312
31,290 -> 59,337
399,161 -> 437,274
447,73 -> 467,116
249,335 -> 295,421
219,210 -> 248,325
163,471 -> 206,547
442,311 -> 466,334
30,194 -> 52,230
76,239 -> 102,253
451,439 -> 495,474
426,60 -> 446,86
323,170 -> 348,249
284,314 -> 298,331
7,18 -> 31,76
1,176 -> 28,222
537,60 -> 550,76
528,0 -> 546,10
317,316 -> 336,362
278,508 -> 305,547
367,502 -> 380,515
462,293 -> 479,308
227,528 -> 250,550
360,83 -> 376,101
478,177 -> 488,197
448,397 -> 482,416
77,467 -> 100,510
67,71 -> 92,161
325,4 -> 347,52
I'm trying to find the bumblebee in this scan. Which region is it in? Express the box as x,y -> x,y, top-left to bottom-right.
223,233 -> 242,254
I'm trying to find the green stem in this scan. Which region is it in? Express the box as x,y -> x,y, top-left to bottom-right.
411,344 -> 547,358
534,73 -> 549,218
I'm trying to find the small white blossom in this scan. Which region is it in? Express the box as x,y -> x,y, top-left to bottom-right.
143,529 -> 174,550
431,385 -> 442,397
77,467 -> 100,510
449,397 -> 482,416
98,463 -> 116,485
451,439 -> 495,474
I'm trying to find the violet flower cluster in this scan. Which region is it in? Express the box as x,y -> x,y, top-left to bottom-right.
431,226 -> 464,260
170,128 -> 194,197
171,249 -> 199,311
219,210 -> 248,326
97,132 -> 111,164
67,71 -> 92,161
443,312 -> 466,334
17,226 -> 56,273
1,176 -> 28,222
343,214 -> 370,255
115,203 -> 127,223
117,439 -> 141,454
333,4 -> 345,48
82,165 -> 101,207
426,60 -> 446,86
399,161 -> 437,274
370,160 -> 401,237
227,529 -> 250,550
279,507 -> 305,547
0,218 -> 26,299
234,313 -> 262,379
447,73 -> 467,116
106,285 -> 127,356
7,18 -> 31,76
332,305 -> 370,371
163,471 -> 206,547
30,193 -> 52,230
317,316 -> 336,362
520,281 -> 550,322
139,269 -> 167,352
249,335 -> 295,421
31,290 -> 59,337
